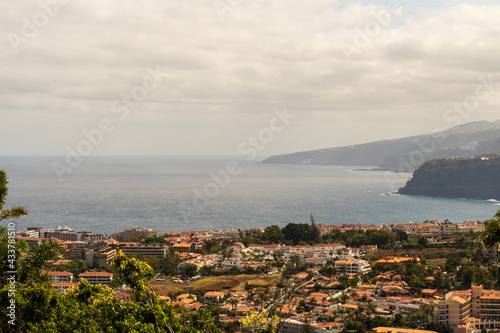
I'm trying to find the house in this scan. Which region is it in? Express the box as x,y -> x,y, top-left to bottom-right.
229,290 -> 248,300
380,285 -> 408,296
114,290 -> 131,303
292,272 -> 310,282
235,306 -> 257,314
172,242 -> 196,253
280,318 -> 306,333
186,302 -> 205,310
312,322 -> 344,332
177,293 -> 197,302
421,289 -> 442,298
305,257 -> 327,267
376,257 -> 420,267
230,242 -> 245,253
204,291 -> 224,303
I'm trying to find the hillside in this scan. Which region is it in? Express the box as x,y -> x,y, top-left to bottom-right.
397,155 -> 500,200
261,120 -> 500,171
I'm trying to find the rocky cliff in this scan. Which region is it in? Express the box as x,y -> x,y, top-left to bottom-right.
398,155 -> 500,200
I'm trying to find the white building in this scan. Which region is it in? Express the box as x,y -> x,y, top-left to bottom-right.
52,282 -> 76,293
334,258 -> 371,275
46,271 -> 74,283
78,271 -> 113,285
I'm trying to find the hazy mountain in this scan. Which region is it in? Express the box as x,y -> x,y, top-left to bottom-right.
261,120 -> 500,171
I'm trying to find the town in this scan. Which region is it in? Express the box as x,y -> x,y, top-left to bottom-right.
8,215 -> 500,333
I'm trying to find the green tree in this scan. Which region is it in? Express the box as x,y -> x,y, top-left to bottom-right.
259,225 -> 286,244
112,251 -> 154,302
417,236 -> 430,247
159,251 -> 181,276
0,170 -> 27,221
0,170 -> 30,286
184,264 -> 199,278
17,239 -> 65,284
481,210 -> 500,250
310,214 -> 321,244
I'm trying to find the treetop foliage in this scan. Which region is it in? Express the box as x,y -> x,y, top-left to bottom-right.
0,170 -> 27,221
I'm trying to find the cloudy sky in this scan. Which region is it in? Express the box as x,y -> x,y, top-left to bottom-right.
1,0 -> 499,157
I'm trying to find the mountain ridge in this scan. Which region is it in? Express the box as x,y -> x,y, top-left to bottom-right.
261,120 -> 500,171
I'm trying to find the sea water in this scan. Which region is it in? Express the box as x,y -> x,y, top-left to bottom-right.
1,156 -> 498,235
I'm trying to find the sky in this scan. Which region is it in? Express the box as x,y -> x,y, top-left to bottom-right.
1,0 -> 499,157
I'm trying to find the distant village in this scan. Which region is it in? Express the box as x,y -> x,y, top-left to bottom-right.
14,219 -> 496,333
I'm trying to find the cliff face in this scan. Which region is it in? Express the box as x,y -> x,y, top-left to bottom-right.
398,155 -> 500,200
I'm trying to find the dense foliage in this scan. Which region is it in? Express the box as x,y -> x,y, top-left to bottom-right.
241,218 -> 396,248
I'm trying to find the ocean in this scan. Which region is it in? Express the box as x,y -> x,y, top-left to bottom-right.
1,156 -> 499,236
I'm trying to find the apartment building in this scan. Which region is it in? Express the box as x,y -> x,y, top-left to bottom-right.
111,227 -> 159,241
211,230 -> 240,239
85,245 -> 117,268
46,271 -> 74,283
78,271 -> 113,285
471,284 -> 500,321
67,241 -> 89,257
335,258 -> 371,275
18,229 -> 40,238
20,226 -> 103,241
119,244 -> 168,258
52,282 -> 76,293
436,290 -> 471,329
436,286 -> 500,332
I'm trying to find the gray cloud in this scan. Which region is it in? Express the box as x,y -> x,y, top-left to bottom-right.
1,0 -> 499,156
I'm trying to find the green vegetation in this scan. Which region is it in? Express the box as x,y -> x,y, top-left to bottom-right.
0,249 -> 223,332
0,170 -> 27,222
481,210 -> 500,250
399,155 -> 500,200
141,249 -> 181,276
323,229 -> 396,248
242,219 -> 397,249
48,259 -> 90,276
240,215 -> 320,246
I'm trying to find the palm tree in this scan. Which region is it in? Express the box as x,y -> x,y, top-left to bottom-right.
301,319 -> 315,333
0,170 -> 27,221
481,210 -> 500,250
